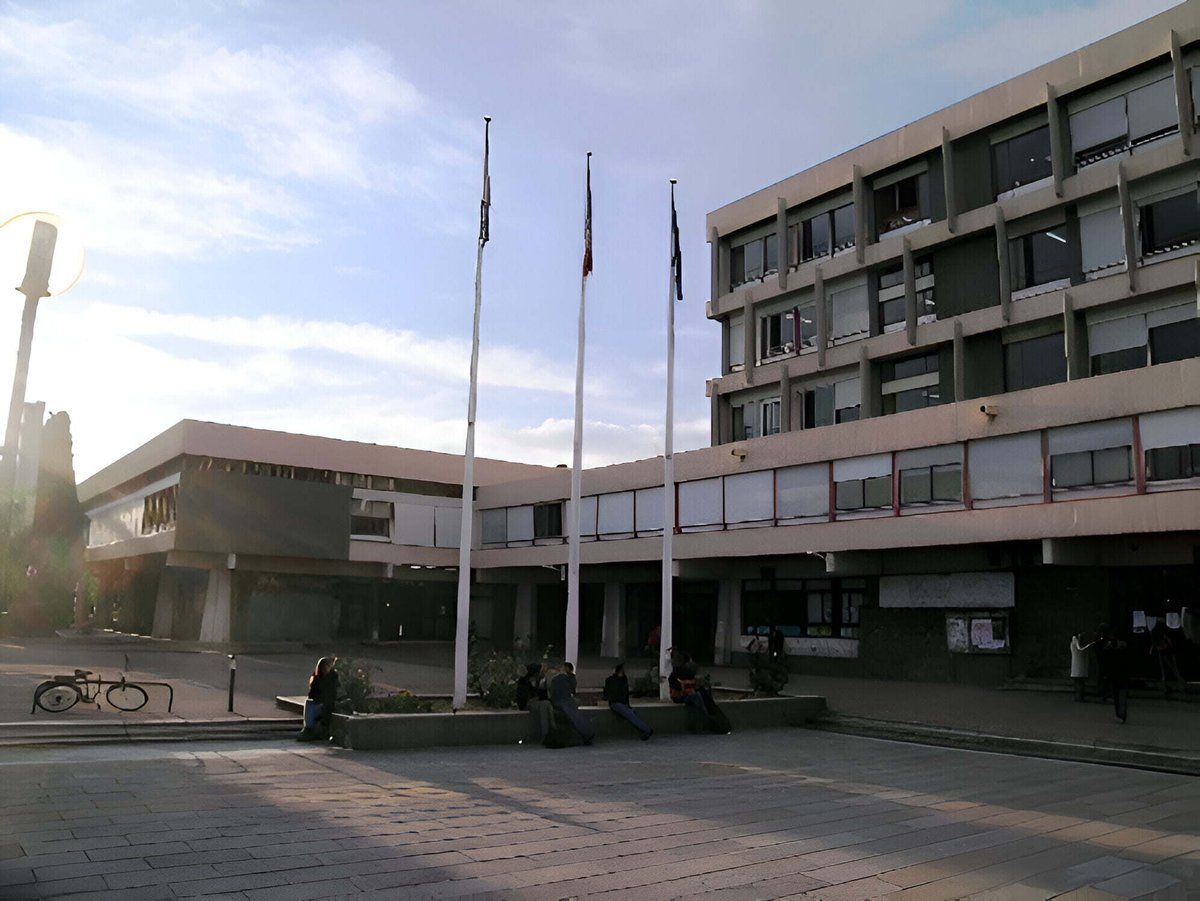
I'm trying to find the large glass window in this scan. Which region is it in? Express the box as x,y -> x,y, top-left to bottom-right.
1009,227 -> 1073,292
881,352 -> 941,414
481,508 -> 507,544
1089,314 -> 1147,376
678,478 -> 723,530
833,455 -> 891,512
741,577 -> 862,640
776,463 -> 827,519
803,214 -> 831,261
829,283 -> 869,341
1140,191 -> 1200,257
760,310 -> 795,359
993,126 -> 1053,195
727,317 -> 745,370
533,502 -> 563,539
760,398 -> 781,437
832,204 -> 856,251
350,500 -> 391,539
1145,444 -> 1200,481
1141,408 -> 1200,484
875,172 -> 928,236
1150,317 -> 1200,364
1048,419 -> 1133,492
969,432 -> 1043,503
1004,333 -> 1067,392
1070,76 -> 1178,169
725,470 -> 774,524
730,232 -> 777,288
791,203 -> 855,267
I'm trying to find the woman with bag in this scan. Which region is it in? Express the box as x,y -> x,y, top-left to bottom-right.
299,656 -> 339,741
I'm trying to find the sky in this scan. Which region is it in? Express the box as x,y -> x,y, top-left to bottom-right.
0,0 -> 1180,481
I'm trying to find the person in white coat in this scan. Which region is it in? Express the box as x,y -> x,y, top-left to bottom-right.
1070,631 -> 1093,702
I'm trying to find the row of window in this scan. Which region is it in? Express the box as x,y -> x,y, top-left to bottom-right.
733,185 -> 1198,372
477,409 -> 1199,545
140,485 -> 178,536
348,497 -> 463,549
190,455 -> 463,498
727,65 -> 1200,292
743,577 -> 863,640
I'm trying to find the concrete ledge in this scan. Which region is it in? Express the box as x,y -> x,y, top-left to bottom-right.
332,696 -> 826,751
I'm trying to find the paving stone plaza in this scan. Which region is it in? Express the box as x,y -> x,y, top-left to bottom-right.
2,730 -> 1198,900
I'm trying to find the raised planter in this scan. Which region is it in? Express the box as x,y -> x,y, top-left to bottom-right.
302,696 -> 826,751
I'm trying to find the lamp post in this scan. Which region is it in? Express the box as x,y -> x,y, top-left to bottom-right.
0,212 -> 84,607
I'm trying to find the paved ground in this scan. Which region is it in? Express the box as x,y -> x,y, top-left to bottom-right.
2,730 -> 1198,900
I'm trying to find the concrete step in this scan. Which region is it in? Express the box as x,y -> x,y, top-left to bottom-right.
0,718 -> 299,747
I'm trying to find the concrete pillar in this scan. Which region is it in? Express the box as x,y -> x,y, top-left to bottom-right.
1172,31 -> 1193,158
198,568 -> 232,643
852,164 -> 867,263
600,582 -> 622,658
903,237 -> 917,346
952,320 -> 966,402
815,266 -> 827,369
151,570 -> 174,639
941,127 -> 957,233
995,208 -> 1011,322
1117,162 -> 1137,293
779,364 -> 792,433
776,197 -> 788,291
1063,292 -> 1086,381
715,227 -> 729,301
1047,83 -> 1066,197
513,582 -> 535,652
715,579 -> 740,665
742,292 -> 756,382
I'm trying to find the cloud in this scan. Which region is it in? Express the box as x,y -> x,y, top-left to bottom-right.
0,123 -> 313,258
0,15 -> 425,188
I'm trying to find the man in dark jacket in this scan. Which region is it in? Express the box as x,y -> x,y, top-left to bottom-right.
548,662 -> 594,745
603,663 -> 652,740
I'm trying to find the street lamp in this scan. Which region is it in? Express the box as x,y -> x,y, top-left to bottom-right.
0,212 -> 85,599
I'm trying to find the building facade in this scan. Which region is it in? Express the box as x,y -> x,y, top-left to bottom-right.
80,5 -> 1200,684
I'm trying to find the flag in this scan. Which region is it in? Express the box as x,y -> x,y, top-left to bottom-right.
479,118 -> 491,246
582,152 -> 593,277
670,181 -> 682,301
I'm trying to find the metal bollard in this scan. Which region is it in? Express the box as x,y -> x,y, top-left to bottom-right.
227,654 -> 237,713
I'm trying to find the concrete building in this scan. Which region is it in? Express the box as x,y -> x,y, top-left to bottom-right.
80,5 -> 1200,683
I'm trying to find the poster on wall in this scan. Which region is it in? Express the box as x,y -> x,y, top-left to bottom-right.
946,611 -> 1010,654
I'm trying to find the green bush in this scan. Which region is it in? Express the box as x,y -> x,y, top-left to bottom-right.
749,654 -> 789,695
631,665 -> 659,698
468,650 -> 522,708
334,657 -> 379,712
365,690 -> 434,714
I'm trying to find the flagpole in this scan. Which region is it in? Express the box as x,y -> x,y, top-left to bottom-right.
660,180 -> 679,699
453,117 -> 491,710
565,152 -> 592,670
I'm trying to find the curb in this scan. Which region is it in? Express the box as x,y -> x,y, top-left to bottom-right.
809,714 -> 1200,776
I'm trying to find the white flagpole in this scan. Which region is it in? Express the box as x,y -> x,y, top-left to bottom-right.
565,152 -> 592,670
659,180 -> 679,699
453,117 -> 491,710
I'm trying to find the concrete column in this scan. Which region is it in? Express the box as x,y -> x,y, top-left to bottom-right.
198,568 -> 232,643
710,392 -> 721,446
941,127 -> 957,233
151,570 -> 174,639
1047,83 -> 1066,197
714,579 -> 739,665
903,238 -> 917,346
852,164 -> 867,263
600,581 -> 622,658
1063,292 -> 1086,380
858,346 -> 873,419
779,364 -> 792,433
1117,162 -> 1137,293
742,292 -> 756,383
513,582 -> 535,651
815,266 -> 827,369
776,198 -> 788,291
1172,31 -> 1193,158
952,320 -> 966,402
710,226 -> 721,302
995,208 -> 1011,322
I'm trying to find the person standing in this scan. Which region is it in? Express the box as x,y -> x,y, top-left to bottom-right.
1070,630 -> 1093,702
603,663 -> 652,740
549,661 -> 594,745
1097,631 -> 1129,724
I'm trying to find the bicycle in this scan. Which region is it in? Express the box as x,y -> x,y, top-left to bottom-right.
30,657 -> 173,714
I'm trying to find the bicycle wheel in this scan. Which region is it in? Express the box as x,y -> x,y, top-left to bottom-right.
34,682 -> 81,713
106,683 -> 149,712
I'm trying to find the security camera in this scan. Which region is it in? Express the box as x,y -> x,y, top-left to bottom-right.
980,404 -> 998,418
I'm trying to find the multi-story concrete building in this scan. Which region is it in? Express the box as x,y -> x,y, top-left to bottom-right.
80,4 -> 1199,684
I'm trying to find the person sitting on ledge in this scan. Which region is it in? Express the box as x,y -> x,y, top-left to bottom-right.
603,663 -> 652,741
548,661 -> 594,745
299,656 -> 338,742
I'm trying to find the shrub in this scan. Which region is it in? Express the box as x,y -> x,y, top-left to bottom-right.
749,654 -> 789,696
334,657 -> 379,712
366,690 -> 433,714
630,664 -> 659,698
468,650 -> 522,708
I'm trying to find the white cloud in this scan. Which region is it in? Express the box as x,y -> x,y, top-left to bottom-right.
0,124 -> 313,258
0,15 -> 425,188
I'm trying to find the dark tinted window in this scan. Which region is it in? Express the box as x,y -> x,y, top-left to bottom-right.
882,352 -> 938,382
804,385 -> 835,429
1141,192 -> 1200,255
993,126 -> 1053,194
1010,228 -> 1074,290
1070,97 -> 1127,166
832,204 -> 855,249
1146,444 -> 1200,481
1004,333 -> 1067,391
1091,346 -> 1145,376
804,214 -> 830,260
875,173 -> 928,234
1149,318 -> 1199,364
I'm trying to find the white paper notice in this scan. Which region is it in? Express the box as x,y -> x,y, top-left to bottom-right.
1132,610 -> 1147,632
1166,611 -> 1181,630
971,618 -> 1002,649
